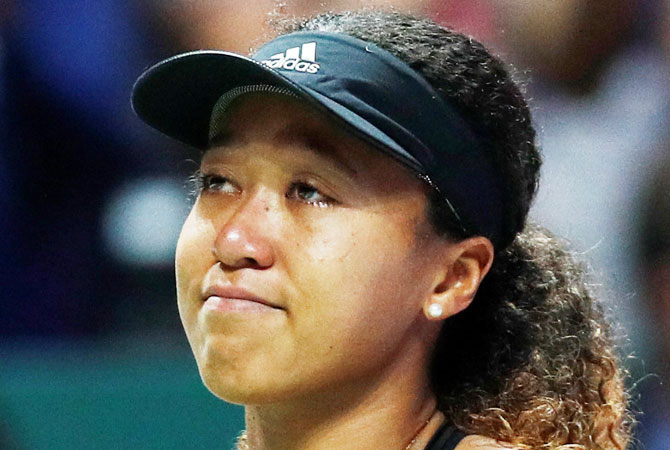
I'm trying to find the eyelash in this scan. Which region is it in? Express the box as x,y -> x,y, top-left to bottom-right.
190,170 -> 336,207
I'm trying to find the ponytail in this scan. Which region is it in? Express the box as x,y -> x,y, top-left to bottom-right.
431,223 -> 632,449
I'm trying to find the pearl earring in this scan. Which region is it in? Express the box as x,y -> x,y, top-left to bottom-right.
427,303 -> 443,318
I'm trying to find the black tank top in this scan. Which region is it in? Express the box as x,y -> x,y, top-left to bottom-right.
424,424 -> 467,450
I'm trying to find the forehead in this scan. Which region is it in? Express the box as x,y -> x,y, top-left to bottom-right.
206,93 -> 403,173
211,93 -> 353,140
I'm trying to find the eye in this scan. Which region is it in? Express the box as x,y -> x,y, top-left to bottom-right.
195,172 -> 238,194
288,182 -> 333,206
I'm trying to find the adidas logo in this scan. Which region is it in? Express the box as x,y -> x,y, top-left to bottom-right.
261,42 -> 320,74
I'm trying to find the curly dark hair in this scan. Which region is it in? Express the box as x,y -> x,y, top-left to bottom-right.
275,10 -> 632,449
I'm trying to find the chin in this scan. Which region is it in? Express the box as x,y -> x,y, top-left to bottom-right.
198,366 -> 298,406
193,348 -> 288,406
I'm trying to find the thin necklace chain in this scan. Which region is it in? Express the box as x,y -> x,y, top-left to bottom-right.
404,417 -> 433,450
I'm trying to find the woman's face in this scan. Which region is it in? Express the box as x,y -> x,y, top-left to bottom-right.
176,94 -> 450,405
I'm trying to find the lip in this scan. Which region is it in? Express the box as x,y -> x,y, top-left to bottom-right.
202,285 -> 283,313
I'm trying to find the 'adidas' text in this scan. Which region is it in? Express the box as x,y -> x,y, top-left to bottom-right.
261,42 -> 320,74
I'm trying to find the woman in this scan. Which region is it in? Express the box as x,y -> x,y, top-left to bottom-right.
132,11 -> 632,450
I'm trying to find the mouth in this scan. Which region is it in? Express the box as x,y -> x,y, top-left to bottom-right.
202,285 -> 283,313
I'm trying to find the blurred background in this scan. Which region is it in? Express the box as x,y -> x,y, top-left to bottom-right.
0,0 -> 668,448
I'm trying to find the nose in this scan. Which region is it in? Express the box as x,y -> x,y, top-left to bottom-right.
212,193 -> 276,270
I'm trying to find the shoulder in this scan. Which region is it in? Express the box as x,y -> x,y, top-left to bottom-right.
455,435 -> 520,450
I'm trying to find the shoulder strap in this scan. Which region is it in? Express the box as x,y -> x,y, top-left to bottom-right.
424,423 -> 467,450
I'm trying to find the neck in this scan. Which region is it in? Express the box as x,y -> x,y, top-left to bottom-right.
242,342 -> 443,450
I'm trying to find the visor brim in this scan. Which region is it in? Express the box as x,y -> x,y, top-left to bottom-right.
131,50 -> 421,170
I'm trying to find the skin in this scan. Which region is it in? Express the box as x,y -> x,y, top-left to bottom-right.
176,93 -> 501,449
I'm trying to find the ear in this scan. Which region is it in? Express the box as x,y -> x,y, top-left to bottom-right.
423,236 -> 494,321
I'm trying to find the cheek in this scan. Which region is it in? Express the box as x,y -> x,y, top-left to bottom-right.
278,220 -> 433,389
175,211 -> 216,336
176,210 -> 215,283
299,208 -> 428,297
288,210 -> 431,345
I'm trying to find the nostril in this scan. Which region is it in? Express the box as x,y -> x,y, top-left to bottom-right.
243,257 -> 258,266
216,256 -> 262,270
